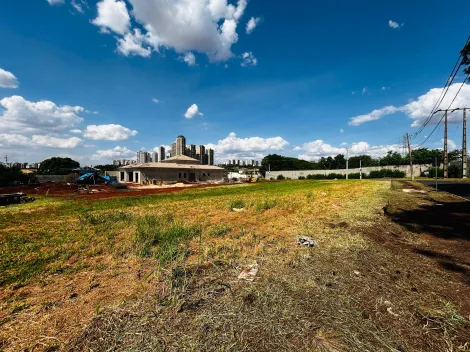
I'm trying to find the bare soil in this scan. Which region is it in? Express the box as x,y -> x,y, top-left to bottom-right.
0,182 -> 231,200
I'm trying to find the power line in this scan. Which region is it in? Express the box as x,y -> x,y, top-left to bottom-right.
414,34 -> 470,138
416,73 -> 469,147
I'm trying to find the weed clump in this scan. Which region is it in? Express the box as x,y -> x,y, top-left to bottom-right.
229,199 -> 245,209
255,199 -> 277,212
133,214 -> 200,265
208,224 -> 232,237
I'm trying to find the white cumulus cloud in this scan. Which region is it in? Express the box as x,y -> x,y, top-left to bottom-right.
46,0 -> 65,5
349,83 -> 470,127
83,124 -> 138,141
32,135 -> 83,148
246,17 -> 260,34
207,132 -> 288,162
295,139 -> 403,160
92,0 -> 130,35
182,52 -> 197,66
0,95 -> 85,133
91,0 -> 254,63
0,68 -> 19,88
0,133 -> 82,149
184,104 -> 203,118
91,146 -> 135,160
349,106 -> 399,126
71,0 -> 85,13
116,29 -> 152,57
388,20 -> 403,29
241,52 -> 257,67
0,133 -> 37,148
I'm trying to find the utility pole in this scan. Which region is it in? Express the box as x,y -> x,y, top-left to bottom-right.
433,108 -> 470,179
346,148 -> 349,180
463,108 -> 467,178
444,110 -> 448,179
405,133 -> 414,181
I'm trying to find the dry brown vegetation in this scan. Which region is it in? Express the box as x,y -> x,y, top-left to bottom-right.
1,180 -> 469,351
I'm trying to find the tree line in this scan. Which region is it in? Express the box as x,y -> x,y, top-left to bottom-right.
260,148 -> 463,173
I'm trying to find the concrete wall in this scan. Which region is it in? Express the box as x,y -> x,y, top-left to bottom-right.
265,164 -> 432,180
119,168 -> 225,184
37,175 -> 70,183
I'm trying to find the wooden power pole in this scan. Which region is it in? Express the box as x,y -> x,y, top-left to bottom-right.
406,133 -> 414,181
463,108 -> 467,178
443,111 -> 448,178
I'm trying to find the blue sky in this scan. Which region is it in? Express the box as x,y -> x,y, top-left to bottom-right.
1,0 -> 469,165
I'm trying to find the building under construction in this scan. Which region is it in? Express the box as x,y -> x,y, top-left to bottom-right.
118,155 -> 225,184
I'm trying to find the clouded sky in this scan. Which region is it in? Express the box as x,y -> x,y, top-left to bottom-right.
1,0 -> 469,165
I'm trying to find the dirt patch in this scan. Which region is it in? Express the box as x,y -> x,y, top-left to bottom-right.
367,181 -> 470,312
0,182 -> 233,200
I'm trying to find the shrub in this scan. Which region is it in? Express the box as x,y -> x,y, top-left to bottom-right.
0,165 -> 29,187
276,174 -> 285,180
229,199 -> 245,209
348,173 -> 361,179
422,167 -> 443,178
298,176 -> 306,180
255,199 -> 277,211
369,169 -> 406,178
326,173 -> 344,179
306,174 -> 325,180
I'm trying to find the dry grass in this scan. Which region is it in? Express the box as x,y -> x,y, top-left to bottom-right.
1,180 -> 469,351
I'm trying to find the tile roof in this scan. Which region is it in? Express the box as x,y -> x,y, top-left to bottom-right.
119,163 -> 223,170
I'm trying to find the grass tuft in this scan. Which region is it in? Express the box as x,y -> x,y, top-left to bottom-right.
133,214 -> 201,264
255,199 -> 277,212
229,199 -> 245,209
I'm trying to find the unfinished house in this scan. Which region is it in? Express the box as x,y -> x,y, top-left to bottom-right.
118,155 -> 225,184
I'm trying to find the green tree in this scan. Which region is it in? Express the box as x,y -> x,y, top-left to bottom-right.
94,164 -> 119,172
379,151 -> 406,166
411,148 -> 442,165
0,165 -> 30,187
39,157 -> 80,175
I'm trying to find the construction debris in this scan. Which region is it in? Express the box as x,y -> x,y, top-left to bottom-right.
297,236 -> 317,247
238,262 -> 259,281
402,189 -> 426,194
231,207 -> 245,212
0,193 -> 35,206
74,173 -> 110,185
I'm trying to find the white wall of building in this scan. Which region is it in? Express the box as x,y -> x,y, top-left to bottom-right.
265,164 -> 431,179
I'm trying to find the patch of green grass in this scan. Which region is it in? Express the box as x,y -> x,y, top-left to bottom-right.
208,224 -> 232,237
229,199 -> 245,209
0,180 -> 336,288
133,214 -> 201,265
255,199 -> 277,212
11,302 -> 31,314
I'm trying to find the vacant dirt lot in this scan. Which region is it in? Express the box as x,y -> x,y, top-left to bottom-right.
1,180 -> 469,351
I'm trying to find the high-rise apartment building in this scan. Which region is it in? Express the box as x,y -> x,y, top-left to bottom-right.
189,144 -> 196,159
207,149 -> 214,165
159,146 -> 166,161
151,152 -> 158,163
137,151 -> 150,163
176,135 -> 186,156
196,145 -> 206,162
171,142 -> 176,157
